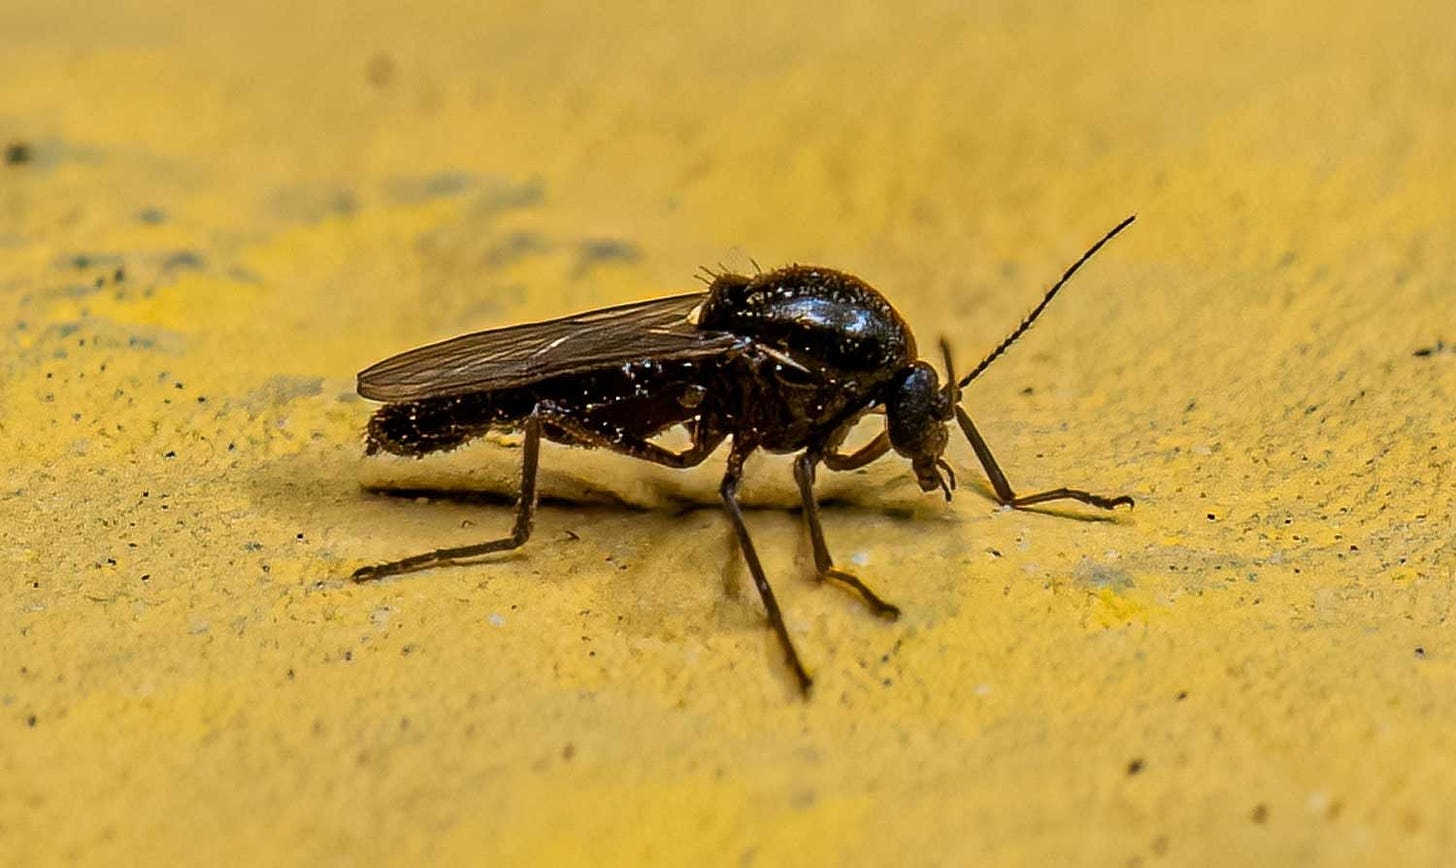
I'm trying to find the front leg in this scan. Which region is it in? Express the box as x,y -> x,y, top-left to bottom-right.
955,406 -> 1134,510
793,452 -> 900,618
822,429 -> 891,471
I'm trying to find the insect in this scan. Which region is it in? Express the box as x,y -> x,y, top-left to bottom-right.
353,216 -> 1137,695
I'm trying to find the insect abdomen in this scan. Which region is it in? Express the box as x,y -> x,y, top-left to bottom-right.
366,392 -> 531,457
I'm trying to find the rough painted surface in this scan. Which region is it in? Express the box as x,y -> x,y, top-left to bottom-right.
3,1 -> 1454,863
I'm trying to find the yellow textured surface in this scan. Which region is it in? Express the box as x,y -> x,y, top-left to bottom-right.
3,1 -> 1455,864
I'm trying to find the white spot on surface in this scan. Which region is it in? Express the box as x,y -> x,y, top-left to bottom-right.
488,613 -> 506,627
850,551 -> 870,566
974,683 -> 992,696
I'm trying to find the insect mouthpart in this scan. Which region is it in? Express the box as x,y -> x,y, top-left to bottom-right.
913,456 -> 957,501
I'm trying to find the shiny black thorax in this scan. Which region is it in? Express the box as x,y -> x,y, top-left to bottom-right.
367,265 -> 917,458
696,266 -> 917,452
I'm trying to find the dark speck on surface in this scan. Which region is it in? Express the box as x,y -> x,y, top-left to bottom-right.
575,238 -> 641,276
474,175 -> 545,213
366,53 -> 395,88
137,207 -> 168,224
267,185 -> 356,222
6,142 -> 33,165
63,252 -> 124,270
482,231 -> 551,268
163,250 -> 205,270
386,170 -> 475,203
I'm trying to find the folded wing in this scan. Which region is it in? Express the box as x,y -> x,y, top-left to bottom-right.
357,293 -> 743,402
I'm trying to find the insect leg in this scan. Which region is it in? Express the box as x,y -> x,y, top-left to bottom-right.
822,430 -> 891,471
720,443 -> 813,696
793,452 -> 901,619
540,414 -> 724,469
352,413 -> 543,581
954,406 -> 1134,510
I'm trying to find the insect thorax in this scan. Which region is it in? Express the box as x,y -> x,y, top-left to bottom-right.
700,266 -> 915,375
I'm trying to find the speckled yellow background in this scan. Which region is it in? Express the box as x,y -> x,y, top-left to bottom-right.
4,0 -> 1455,864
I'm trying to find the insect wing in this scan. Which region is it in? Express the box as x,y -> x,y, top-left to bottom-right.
358,293 -> 742,402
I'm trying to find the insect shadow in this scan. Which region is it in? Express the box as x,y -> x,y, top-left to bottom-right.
351,216 -> 1138,696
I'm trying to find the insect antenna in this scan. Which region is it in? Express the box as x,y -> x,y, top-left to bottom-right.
938,337 -> 962,407
958,214 -> 1136,389
936,458 -> 956,492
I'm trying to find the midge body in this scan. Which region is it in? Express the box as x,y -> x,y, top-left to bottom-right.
355,216 -> 1137,694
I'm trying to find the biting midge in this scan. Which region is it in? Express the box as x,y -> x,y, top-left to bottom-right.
353,216 -> 1137,695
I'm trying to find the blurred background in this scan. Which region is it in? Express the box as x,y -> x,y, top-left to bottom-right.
3,0 -> 1454,863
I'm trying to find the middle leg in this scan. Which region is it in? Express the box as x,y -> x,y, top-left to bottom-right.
793,452 -> 901,619
719,443 -> 813,696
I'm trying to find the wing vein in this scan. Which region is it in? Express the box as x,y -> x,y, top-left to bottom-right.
358,292 -> 738,402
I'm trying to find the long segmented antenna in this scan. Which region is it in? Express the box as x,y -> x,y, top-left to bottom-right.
958,214 -> 1136,389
